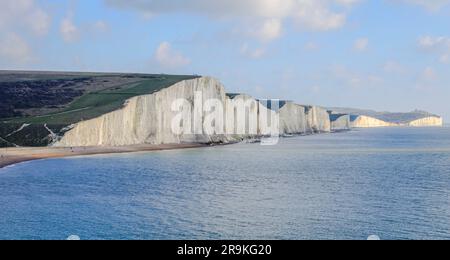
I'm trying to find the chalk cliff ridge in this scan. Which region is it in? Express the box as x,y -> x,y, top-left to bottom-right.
348,115 -> 443,128
56,77 -> 332,147
55,77 -> 444,147
1,72 -> 443,148
350,115 -> 398,128
407,116 -> 443,127
329,108 -> 444,128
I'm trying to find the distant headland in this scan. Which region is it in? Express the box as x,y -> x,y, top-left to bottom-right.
328,107 -> 443,128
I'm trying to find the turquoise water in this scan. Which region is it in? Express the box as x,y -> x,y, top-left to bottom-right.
0,128 -> 449,240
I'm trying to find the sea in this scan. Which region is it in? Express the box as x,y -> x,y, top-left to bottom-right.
0,127 -> 449,240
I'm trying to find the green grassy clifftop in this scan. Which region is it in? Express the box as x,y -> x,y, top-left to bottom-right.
0,71 -> 198,147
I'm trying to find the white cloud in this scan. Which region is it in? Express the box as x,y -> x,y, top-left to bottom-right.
310,85 -> 321,94
354,37 -> 369,52
294,0 -> 347,31
106,0 -> 296,18
384,61 -> 407,74
0,0 -> 49,66
60,15 -> 79,43
0,0 -> 51,36
419,36 -> 450,48
155,42 -> 191,68
240,43 -> 266,59
422,66 -> 437,80
27,8 -> 51,36
332,65 -> 383,88
418,36 -> 450,63
440,53 -> 450,63
255,18 -> 283,42
416,66 -> 439,89
105,0 -> 360,33
93,20 -> 109,33
335,0 -> 360,5
305,42 -> 319,51
393,0 -> 450,11
0,33 -> 32,64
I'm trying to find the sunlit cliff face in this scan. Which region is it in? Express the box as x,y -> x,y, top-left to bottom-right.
55,77 -> 332,147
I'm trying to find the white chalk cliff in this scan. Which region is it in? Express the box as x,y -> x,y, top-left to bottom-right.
330,114 -> 351,131
407,116 -> 443,127
56,77 -> 331,147
279,102 -> 307,135
305,106 -> 331,133
350,115 -> 443,128
54,76 -> 442,147
350,115 -> 398,128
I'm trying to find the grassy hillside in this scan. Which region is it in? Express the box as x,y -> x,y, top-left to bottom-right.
0,71 -> 199,147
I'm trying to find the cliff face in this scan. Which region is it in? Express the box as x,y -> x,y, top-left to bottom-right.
305,106 -> 331,133
350,115 -> 443,128
351,115 -> 398,128
57,77 -> 228,146
224,94 -> 277,140
56,77 -> 328,147
55,75 -> 444,148
2,71 -> 444,148
278,103 -> 332,135
331,114 -> 351,131
279,102 -> 307,135
408,116 -> 443,127
330,107 -> 444,128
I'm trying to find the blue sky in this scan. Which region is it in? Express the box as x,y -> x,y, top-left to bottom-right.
1,0 -> 450,121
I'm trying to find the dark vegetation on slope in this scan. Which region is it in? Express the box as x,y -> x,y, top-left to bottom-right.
0,71 -> 199,147
329,113 -> 348,122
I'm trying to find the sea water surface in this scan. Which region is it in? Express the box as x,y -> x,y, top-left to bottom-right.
0,128 -> 449,240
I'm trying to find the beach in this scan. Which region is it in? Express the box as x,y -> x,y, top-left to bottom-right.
0,144 -> 207,169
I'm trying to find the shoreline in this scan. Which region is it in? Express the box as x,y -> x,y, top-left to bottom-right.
0,143 -> 208,169
0,130 -> 348,169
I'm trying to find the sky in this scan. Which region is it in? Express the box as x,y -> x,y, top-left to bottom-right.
1,0 -> 450,121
